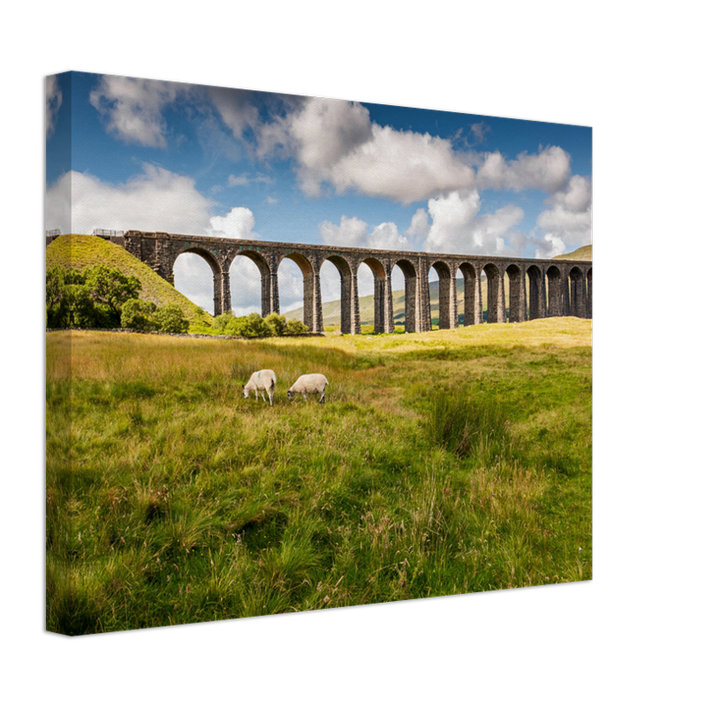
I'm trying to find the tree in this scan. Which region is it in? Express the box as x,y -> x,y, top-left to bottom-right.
83,265 -> 141,325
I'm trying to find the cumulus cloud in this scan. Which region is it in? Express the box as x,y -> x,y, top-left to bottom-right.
319,215 -> 410,251
208,206 -> 257,239
89,76 -> 188,148
422,190 -> 523,256
330,124 -> 476,204
46,75 -> 62,138
405,208 -> 430,243
44,164 -> 215,235
533,175 -> 592,257
258,96 -> 475,204
474,145 -> 572,193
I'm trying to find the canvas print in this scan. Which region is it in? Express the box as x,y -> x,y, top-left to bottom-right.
45,71 -> 592,635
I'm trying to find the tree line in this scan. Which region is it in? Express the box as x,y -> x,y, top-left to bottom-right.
46,265 -> 309,337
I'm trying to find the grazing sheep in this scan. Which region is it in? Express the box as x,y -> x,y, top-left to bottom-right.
287,373 -> 329,404
243,369 -> 277,406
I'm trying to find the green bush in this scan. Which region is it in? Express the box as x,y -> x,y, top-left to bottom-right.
121,299 -> 158,331
264,312 -> 287,336
286,318 -> 309,334
225,312 -> 271,338
153,304 -> 189,333
212,312 -> 236,333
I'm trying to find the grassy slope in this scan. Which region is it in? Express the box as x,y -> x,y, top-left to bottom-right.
553,244 -> 592,261
46,234 -> 212,326
46,318 -> 592,634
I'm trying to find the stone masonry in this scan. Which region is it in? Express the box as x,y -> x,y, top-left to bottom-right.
121,230 -> 593,333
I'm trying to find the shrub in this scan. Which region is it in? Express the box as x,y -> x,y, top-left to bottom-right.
153,304 -> 189,333
286,318 -> 309,334
83,265 -> 141,323
212,312 -> 236,333
121,299 -> 158,331
264,313 -> 287,337
225,312 -> 271,338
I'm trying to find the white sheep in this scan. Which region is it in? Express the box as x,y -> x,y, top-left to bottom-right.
287,373 -> 329,404
243,369 -> 277,406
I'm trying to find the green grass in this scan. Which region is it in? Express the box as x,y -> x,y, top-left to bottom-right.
46,318 -> 592,634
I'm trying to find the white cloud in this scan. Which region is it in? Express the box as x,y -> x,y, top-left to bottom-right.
46,75 -> 62,139
330,124 -> 476,204
44,164 -> 215,235
89,76 -> 186,148
423,190 -> 524,256
474,145 -> 572,193
259,96 -> 475,204
405,208 -> 430,243
319,215 -> 369,248
208,206 -> 257,239
319,215 -> 410,251
534,175 -> 593,257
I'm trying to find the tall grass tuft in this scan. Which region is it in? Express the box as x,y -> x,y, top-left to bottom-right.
424,386 -> 510,461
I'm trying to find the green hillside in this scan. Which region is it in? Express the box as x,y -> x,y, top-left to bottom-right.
553,244 -> 592,261
46,234 -> 212,326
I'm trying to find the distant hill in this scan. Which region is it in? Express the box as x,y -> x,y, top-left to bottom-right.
284,278 -> 492,327
46,234 -> 212,325
552,244 -> 592,261
285,244 -> 592,326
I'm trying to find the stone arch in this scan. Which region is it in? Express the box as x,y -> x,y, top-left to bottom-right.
527,264 -> 546,320
323,254 -> 354,334
546,265 -> 565,317
229,250 -> 271,316
279,252 -> 321,332
429,260 -> 456,329
455,262 -> 480,326
172,246 -> 224,315
392,259 -> 419,333
359,257 -> 390,334
482,262 -> 505,323
506,263 -> 526,323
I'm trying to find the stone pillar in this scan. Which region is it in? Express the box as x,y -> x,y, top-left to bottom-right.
587,271 -> 592,319
384,270 -> 395,333
303,273 -> 314,330
373,276 -> 386,334
563,272 -> 571,316
260,270 -> 271,317
221,271 -> 231,314
340,272 -> 351,334
313,271 -> 324,333
509,268 -> 526,322
404,274 -> 417,333
487,267 -> 506,323
463,273 -> 480,326
418,264 -> 431,332
269,267 -> 280,315
540,273 -> 548,318
570,275 -> 586,318
350,270 -> 361,334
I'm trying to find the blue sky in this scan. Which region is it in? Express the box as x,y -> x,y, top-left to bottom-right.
45,71 -> 592,314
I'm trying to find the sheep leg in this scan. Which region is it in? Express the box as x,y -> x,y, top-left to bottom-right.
320,390 -> 325,404
303,393 -> 307,402
261,391 -> 266,402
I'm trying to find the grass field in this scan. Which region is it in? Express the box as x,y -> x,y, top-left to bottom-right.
46,318 -> 592,634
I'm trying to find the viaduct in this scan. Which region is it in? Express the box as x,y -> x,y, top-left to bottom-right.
55,230 -> 593,334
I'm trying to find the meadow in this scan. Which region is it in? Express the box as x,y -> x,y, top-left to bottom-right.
46,318 -> 592,634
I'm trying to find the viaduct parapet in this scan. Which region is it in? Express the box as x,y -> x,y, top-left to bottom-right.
113,230 -> 591,333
